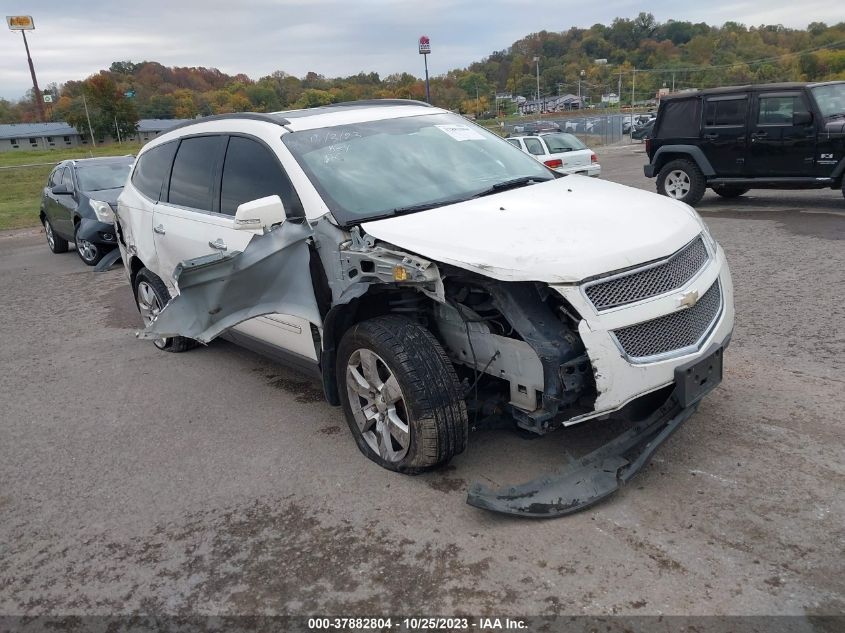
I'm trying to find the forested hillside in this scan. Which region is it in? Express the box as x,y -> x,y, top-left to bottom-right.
2,13 -> 843,129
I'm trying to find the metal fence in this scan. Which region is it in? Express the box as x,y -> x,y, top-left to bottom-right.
500,113 -> 644,148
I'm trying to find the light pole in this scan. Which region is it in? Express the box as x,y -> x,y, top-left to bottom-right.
533,56 -> 540,113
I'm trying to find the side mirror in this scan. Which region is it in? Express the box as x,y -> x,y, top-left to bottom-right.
793,111 -> 813,126
51,183 -> 72,195
233,195 -> 286,231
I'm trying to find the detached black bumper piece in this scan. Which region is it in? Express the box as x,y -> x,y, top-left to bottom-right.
467,395 -> 697,517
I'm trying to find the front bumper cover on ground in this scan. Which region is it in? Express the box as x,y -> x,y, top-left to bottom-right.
467,341 -> 727,518
467,393 -> 697,517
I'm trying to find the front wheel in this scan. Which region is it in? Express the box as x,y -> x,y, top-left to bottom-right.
657,159 -> 706,206
133,268 -> 198,353
74,224 -> 107,266
713,186 -> 750,199
337,315 -> 468,474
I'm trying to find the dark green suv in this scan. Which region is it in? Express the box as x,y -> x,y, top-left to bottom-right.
643,81 -> 845,205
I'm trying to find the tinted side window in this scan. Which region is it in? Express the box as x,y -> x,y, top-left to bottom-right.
168,136 -> 224,211
506,139 -> 521,149
523,137 -> 545,156
132,141 -> 177,201
219,136 -> 304,217
704,98 -> 747,127
758,95 -> 808,125
49,168 -> 63,187
61,168 -> 73,188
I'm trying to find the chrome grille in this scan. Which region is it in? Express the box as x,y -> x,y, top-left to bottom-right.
584,236 -> 709,310
612,281 -> 722,360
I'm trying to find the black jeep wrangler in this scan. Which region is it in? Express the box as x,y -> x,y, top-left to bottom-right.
644,81 -> 845,206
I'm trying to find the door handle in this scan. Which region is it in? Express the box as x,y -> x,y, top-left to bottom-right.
751,132 -> 768,141
153,224 -> 165,235
208,238 -> 227,251
703,133 -> 719,140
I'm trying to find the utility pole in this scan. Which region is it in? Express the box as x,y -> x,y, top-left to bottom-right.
7,16 -> 46,122
82,93 -> 96,147
631,69 -> 636,110
533,56 -> 540,113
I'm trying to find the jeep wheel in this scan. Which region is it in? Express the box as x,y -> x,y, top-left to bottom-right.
657,159 -> 706,206
337,315 -> 468,474
713,186 -> 750,199
133,268 -> 198,353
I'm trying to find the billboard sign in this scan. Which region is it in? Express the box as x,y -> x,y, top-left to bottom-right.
6,15 -> 35,30
43,94 -> 53,103
418,35 -> 430,55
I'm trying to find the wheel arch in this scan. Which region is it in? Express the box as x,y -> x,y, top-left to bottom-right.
320,286 -> 440,406
652,145 -> 715,177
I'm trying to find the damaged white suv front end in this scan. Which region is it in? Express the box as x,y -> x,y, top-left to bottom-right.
119,101 -> 733,518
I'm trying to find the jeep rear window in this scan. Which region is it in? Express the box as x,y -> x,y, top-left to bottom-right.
656,99 -> 701,138
281,113 -> 553,224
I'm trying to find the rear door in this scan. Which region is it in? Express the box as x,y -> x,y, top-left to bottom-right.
702,93 -> 749,176
42,167 -> 64,231
748,91 -> 816,177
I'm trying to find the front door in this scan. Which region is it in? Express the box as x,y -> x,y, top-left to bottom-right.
748,91 -> 816,177
701,94 -> 749,176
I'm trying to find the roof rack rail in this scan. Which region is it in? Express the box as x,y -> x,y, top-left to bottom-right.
323,99 -> 433,108
161,112 -> 291,134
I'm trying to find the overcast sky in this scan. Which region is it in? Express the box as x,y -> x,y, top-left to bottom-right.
1,0 -> 841,101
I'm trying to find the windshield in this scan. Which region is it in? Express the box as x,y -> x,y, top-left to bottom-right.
76,162 -> 132,191
281,112 -> 554,224
811,84 -> 845,118
542,133 -> 586,152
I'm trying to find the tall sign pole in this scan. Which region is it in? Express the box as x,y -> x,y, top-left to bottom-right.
6,16 -> 46,122
418,35 -> 431,103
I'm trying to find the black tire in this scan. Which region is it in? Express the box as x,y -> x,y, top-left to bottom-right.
133,268 -> 198,353
74,223 -> 107,266
336,315 -> 468,474
712,186 -> 750,199
656,159 -> 706,206
43,216 -> 68,253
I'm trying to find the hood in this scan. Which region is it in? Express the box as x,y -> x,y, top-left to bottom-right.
84,187 -> 122,206
362,177 -> 702,283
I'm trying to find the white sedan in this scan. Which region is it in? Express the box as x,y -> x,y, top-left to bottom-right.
506,133 -> 601,177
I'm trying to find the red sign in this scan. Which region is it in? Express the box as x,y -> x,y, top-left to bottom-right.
418,35 -> 431,55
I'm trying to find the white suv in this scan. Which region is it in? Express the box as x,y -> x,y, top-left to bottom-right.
115,100 -> 734,517
507,132 -> 601,177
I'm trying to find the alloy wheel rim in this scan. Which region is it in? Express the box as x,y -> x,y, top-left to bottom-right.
77,238 -> 98,262
136,281 -> 168,349
665,170 -> 691,199
45,221 -> 55,249
345,348 -> 410,463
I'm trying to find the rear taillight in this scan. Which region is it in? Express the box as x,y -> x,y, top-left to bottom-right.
645,138 -> 652,154
590,153 -> 598,164
544,159 -> 563,168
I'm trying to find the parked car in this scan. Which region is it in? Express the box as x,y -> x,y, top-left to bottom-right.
644,81 -> 845,205
631,119 -> 655,140
506,133 -> 600,177
115,100 -> 734,516
40,156 -> 134,265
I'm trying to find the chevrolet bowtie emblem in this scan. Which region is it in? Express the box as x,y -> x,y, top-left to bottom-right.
678,289 -> 700,308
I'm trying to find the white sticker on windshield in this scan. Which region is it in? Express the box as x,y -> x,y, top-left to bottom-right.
434,124 -> 485,141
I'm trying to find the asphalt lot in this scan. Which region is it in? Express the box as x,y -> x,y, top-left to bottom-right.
1,148 -> 844,619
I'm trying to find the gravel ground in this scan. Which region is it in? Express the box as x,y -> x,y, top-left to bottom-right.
0,149 -> 843,620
